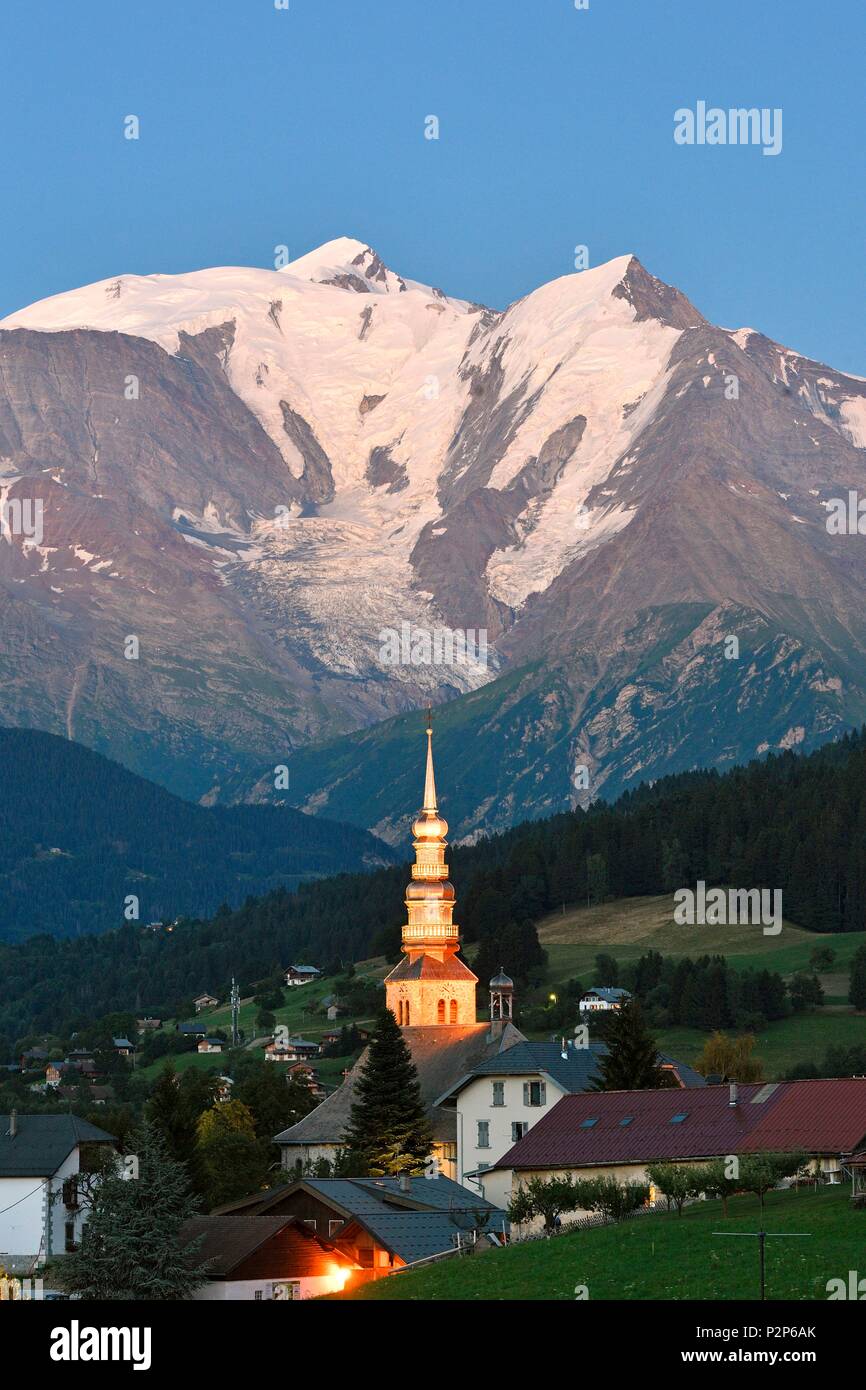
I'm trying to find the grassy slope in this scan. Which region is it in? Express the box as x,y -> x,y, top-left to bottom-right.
134,957 -> 388,1082
527,895 -> 865,1077
535,894 -> 865,982
338,1186 -> 861,1301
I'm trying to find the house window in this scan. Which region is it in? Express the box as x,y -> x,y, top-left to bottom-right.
477,1162 -> 491,1172
511,1122 -> 529,1142
492,1081 -> 505,1107
64,1220 -> 78,1253
449,999 -> 458,1024
670,1113 -> 688,1125
357,1248 -> 374,1268
523,1081 -> 546,1107
254,1290 -> 263,1301
304,1218 -> 316,1230
477,1120 -> 490,1149
437,998 -> 446,1023
329,1219 -> 343,1237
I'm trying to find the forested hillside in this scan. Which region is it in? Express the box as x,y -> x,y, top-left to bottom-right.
2,728 -> 866,1044
0,729 -> 397,941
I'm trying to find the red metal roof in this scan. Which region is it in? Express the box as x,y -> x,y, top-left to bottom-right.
493,1079 -> 866,1171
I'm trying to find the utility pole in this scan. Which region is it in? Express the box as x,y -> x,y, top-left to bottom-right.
712,1230 -> 810,1300
230,977 -> 240,1047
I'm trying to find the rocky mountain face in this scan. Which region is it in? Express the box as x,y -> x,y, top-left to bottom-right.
2,238 -> 866,837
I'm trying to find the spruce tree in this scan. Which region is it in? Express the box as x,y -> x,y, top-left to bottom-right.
62,1123 -> 208,1301
343,1007 -> 433,1175
590,999 -> 667,1091
850,944 -> 866,1010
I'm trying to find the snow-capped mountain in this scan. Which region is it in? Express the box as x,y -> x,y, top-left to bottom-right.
2,238 -> 866,834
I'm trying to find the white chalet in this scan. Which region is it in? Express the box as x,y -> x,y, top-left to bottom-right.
0,1113 -> 117,1269
578,987 -> 631,1012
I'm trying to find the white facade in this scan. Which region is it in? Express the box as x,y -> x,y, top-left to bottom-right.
457,1072 -> 562,1201
192,1272 -> 347,1300
578,990 -> 629,1012
0,1148 -> 85,1266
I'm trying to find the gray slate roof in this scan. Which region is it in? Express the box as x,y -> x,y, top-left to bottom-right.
341,1208 -> 497,1264
0,1114 -> 116,1177
435,1041 -> 708,1103
274,1022 -> 525,1148
299,1177 -> 502,1264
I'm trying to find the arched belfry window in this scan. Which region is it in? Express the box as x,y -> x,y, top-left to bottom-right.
437,998 -> 446,1024
405,999 -> 410,1025
397,1000 -> 404,1025
449,999 -> 458,1023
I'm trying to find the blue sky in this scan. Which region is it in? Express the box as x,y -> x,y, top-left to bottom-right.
1,0 -> 863,370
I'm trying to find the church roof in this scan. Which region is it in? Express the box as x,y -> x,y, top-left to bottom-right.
384,953 -> 478,982
274,1022 -> 525,1148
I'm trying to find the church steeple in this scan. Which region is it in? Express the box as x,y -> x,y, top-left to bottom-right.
422,707 -> 437,813
384,711 -> 478,1028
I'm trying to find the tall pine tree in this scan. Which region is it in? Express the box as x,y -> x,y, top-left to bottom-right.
62,1122 -> 208,1301
344,1007 -> 433,1176
849,943 -> 866,1010
590,999 -> 669,1091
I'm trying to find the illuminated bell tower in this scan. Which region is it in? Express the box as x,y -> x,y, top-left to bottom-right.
384,713 -> 478,1028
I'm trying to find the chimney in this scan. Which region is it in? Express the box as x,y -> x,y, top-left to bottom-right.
729,1083 -> 738,1108
399,1173 -> 411,1193
8,1109 -> 17,1138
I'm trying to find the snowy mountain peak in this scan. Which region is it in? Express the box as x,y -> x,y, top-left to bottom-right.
283,237 -> 410,296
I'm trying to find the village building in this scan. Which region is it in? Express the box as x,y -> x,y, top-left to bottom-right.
285,965 -> 321,987
176,1021 -> 207,1038
0,1113 -> 117,1269
275,719 -> 525,1179
436,1031 -> 707,1189
578,986 -> 631,1012
178,1215 -> 358,1300
136,1017 -> 161,1033
265,1036 -> 320,1063
193,993 -> 218,1014
480,1077 -> 866,1216
198,1038 -> 223,1055
215,1175 -> 505,1277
